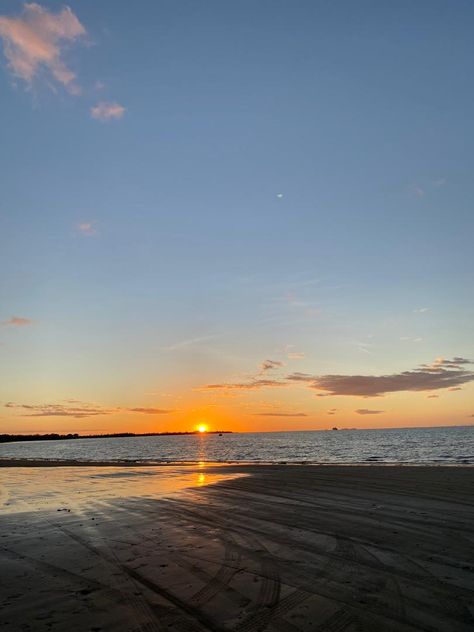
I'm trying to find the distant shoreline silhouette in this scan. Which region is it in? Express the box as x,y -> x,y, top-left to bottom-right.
0,431 -> 232,444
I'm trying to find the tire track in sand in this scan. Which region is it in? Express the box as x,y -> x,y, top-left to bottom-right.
87,499 -> 250,610
55,523 -> 225,632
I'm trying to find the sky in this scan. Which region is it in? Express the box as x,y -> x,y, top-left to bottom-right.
1,1 -> 473,434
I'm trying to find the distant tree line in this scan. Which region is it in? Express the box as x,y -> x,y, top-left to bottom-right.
0,431 -> 232,443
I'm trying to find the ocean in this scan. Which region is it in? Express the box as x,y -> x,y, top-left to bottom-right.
0,426 -> 473,465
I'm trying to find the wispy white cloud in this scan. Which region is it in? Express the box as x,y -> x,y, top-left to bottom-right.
413,179 -> 446,197
90,101 -> 125,121
414,186 -> 425,198
355,341 -> 372,355
400,336 -> 423,343
414,307 -> 429,314
0,3 -> 85,93
164,334 -> 219,351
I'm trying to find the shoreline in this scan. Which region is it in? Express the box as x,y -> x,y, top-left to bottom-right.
1,457 -> 474,467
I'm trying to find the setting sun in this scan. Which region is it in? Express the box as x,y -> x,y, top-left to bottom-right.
196,424 -> 208,433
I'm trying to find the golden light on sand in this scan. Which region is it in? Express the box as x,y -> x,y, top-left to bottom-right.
197,424 -> 208,433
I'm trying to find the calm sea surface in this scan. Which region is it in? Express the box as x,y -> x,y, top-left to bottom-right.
0,426 -> 473,465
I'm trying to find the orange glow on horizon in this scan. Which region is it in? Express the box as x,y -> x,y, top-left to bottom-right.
4,384 -> 474,436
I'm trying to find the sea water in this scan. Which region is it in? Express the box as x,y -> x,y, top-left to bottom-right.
0,426 -> 473,465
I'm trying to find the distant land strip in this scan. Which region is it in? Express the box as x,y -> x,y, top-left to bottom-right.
0,431 -> 232,443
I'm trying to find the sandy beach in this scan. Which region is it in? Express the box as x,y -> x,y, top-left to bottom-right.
1,464 -> 473,632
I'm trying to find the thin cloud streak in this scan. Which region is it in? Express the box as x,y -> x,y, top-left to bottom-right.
198,379 -> 287,392
2,316 -> 32,326
5,402 -> 174,418
252,412 -> 308,417
164,334 -> 219,351
127,407 -> 172,415
287,351 -> 305,359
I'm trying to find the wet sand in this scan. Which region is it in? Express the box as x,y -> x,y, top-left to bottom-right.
1,464 -> 473,631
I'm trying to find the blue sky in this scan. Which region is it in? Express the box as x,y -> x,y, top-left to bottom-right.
1,1 -> 473,432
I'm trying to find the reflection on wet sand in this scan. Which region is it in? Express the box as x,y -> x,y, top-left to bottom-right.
0,464 -> 244,514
